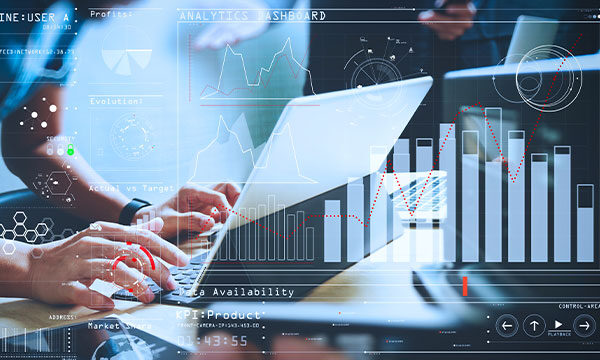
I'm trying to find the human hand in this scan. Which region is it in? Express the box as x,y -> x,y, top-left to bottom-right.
132,183 -> 241,239
26,218 -> 189,310
193,0 -> 269,50
418,1 -> 477,41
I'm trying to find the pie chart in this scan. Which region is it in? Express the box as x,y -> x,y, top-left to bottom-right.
101,25 -> 152,76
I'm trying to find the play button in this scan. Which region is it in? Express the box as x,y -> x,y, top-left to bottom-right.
554,320 -> 563,329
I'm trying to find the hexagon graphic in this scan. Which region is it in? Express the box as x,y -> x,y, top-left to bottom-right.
35,223 -> 49,236
2,241 -> 16,255
3,230 -> 15,240
61,228 -> 75,238
0,224 -> 5,237
13,211 -> 27,225
24,230 -> 38,243
13,224 -> 26,237
46,171 -> 72,195
41,217 -> 55,230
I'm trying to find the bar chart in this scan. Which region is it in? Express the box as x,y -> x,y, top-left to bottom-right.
215,105 -> 596,267
216,193 -> 315,262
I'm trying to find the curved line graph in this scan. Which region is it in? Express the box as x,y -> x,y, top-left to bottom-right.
188,115 -> 316,184
197,37 -> 316,99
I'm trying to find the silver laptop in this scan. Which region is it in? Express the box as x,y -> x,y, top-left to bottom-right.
195,76 -> 433,286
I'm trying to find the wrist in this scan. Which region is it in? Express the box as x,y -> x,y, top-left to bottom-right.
0,241 -> 36,298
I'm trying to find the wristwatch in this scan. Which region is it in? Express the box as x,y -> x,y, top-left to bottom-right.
119,198 -> 152,225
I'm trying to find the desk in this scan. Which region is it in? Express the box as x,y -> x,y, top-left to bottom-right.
0,232 -> 426,349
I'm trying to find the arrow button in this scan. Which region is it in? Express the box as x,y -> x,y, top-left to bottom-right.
496,314 -> 519,338
523,314 -> 546,337
573,314 -> 596,338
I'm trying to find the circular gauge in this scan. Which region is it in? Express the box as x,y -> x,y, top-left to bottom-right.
349,58 -> 403,109
109,243 -> 154,294
110,113 -> 154,161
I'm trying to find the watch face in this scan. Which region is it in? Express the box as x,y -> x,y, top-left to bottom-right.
110,113 -> 155,161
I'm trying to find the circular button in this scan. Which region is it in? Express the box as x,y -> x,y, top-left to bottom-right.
496,314 -> 519,338
523,314 -> 546,337
573,314 -> 596,338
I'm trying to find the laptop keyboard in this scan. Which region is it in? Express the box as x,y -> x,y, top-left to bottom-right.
112,251 -> 209,305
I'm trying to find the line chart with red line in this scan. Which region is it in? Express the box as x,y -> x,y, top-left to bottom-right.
187,34 -> 584,246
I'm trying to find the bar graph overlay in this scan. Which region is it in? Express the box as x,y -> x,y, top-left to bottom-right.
212,106 -> 596,268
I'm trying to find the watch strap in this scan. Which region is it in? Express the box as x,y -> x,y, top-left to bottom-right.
119,198 -> 152,225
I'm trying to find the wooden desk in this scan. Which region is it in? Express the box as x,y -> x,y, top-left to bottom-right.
0,232 -> 427,349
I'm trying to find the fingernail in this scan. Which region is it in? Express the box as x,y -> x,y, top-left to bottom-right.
167,276 -> 178,291
148,217 -> 164,233
140,287 -> 155,303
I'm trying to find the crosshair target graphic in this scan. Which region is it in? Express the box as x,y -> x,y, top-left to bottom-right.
110,113 -> 155,161
343,36 -> 418,116
110,242 -> 155,293
516,45 -> 582,112
492,44 -> 582,112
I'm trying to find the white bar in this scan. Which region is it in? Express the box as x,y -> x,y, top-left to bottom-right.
277,204 -> 286,260
268,195 -> 275,260
258,204 -> 267,260
531,154 -> 548,262
347,178 -> 365,262
249,208 -> 257,260
439,124 -> 456,262
239,208 -> 247,260
393,140 -> 410,262
508,131 -> 525,262
296,210 -> 305,260
554,146 -> 571,262
286,214 -> 296,260
324,200 -> 341,262
306,227 -> 315,260
577,184 -> 594,262
462,131 -> 479,262
485,161 -> 502,262
416,138 -> 433,262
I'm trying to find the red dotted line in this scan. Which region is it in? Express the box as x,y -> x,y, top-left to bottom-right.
187,34 -> 582,242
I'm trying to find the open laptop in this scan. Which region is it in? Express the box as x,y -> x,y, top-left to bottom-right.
114,75 -> 433,305
414,53 -> 600,303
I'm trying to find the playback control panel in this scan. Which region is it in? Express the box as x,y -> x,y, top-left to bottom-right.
484,303 -> 599,350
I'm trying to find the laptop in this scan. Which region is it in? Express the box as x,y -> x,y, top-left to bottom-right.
114,75 -> 433,305
505,15 -> 559,64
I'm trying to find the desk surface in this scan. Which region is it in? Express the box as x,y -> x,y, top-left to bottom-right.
0,232 -> 426,349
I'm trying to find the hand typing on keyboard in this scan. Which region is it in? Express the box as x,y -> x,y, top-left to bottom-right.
131,183 -> 241,239
20,218 -> 189,310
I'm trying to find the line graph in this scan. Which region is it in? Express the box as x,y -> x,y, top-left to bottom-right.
188,115 -> 316,184
194,37 -> 316,100
187,34 -> 583,245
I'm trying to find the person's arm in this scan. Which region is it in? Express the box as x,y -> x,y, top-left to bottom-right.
1,85 -> 129,223
1,85 -> 241,236
418,1 -> 477,41
0,240 -> 33,299
0,219 -> 189,309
